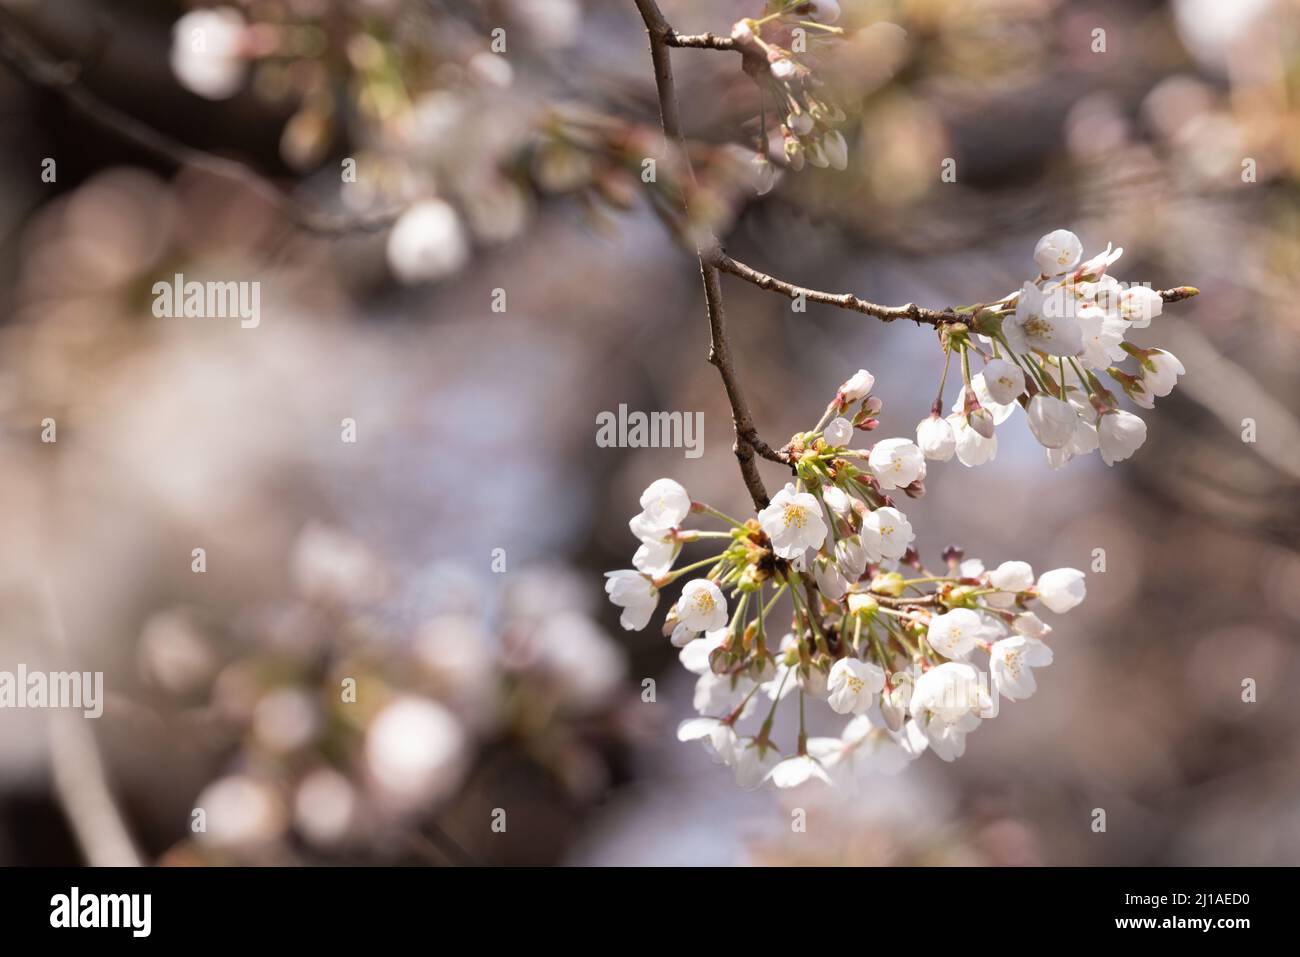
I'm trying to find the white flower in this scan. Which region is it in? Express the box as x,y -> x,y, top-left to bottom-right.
821,485 -> 855,517
1119,285 -> 1163,328
835,535 -> 868,580
1075,243 -> 1123,281
733,738 -> 781,789
633,478 -> 691,535
694,671 -> 755,717
1013,611 -> 1052,639
1026,394 -> 1079,449
806,0 -> 842,24
947,412 -> 998,466
990,560 -> 1034,593
839,369 -> 875,402
758,483 -> 828,559
823,416 -> 854,447
767,754 -> 832,788
679,628 -> 726,673
604,570 -> 659,630
365,696 -> 468,807
1005,282 -> 1084,357
861,506 -> 914,561
386,199 -> 470,284
827,657 -> 886,715
1143,350 -> 1185,396
194,775 -> 286,849
822,130 -> 848,171
677,717 -> 738,765
868,437 -> 925,490
952,376 -> 1017,426
1035,567 -> 1086,613
916,413 -> 955,461
170,8 -> 247,100
990,636 -> 1054,701
909,663 -> 991,761
633,537 -> 679,577
677,579 -> 728,632
788,111 -> 814,135
912,661 -> 991,724
1098,410 -> 1147,465
1045,415 -> 1099,471
926,608 -> 999,660
982,358 -> 1027,405
1034,229 -> 1083,276
813,554 -> 849,600
771,58 -> 797,80
880,677 -> 913,732
1077,303 -> 1131,370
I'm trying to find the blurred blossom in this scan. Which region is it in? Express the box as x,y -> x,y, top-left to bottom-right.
365,696 -> 469,809
170,7 -> 248,100
291,521 -> 391,606
294,768 -> 358,848
194,776 -> 287,851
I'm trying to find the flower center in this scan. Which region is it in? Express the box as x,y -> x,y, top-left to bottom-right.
846,676 -> 864,693
782,504 -> 808,529
1024,315 -> 1053,339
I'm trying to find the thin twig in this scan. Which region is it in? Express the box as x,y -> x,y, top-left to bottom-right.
633,0 -> 788,509
0,8 -> 401,238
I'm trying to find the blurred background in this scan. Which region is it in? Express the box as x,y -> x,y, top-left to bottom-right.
0,0 -> 1297,866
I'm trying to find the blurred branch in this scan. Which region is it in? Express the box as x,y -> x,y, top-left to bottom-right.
633,0 -> 789,510
1162,323 -> 1300,484
0,7 -> 400,238
37,580 -> 143,867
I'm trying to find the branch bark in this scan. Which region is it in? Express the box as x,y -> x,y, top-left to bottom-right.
632,0 -> 784,510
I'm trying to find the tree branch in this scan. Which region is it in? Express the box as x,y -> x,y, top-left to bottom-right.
666,32 -> 737,51
633,0 -> 787,509
0,8 -> 401,238
714,251 -> 1200,326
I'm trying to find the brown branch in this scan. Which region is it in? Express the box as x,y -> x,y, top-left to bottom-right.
715,252 -> 1200,326
0,8 -> 401,238
633,0 -> 787,509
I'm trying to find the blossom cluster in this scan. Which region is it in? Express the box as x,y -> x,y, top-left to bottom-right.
918,229 -> 1186,471
144,524 -> 627,862
607,370 -> 1089,789
729,1 -> 851,179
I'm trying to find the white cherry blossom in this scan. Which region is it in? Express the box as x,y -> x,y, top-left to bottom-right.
1026,394 -> 1079,449
604,570 -> 659,630
838,369 -> 875,402
1034,229 -> 1083,276
982,358 -> 1027,405
990,636 -> 1054,701
759,484 -> 828,559
823,416 -> 854,447
677,579 -> 728,632
947,412 -> 998,466
916,413 -> 956,461
861,506 -> 914,560
868,437 -> 925,490
1098,409 -> 1147,465
1035,567 -> 1086,613
827,657 -> 886,715
1006,282 -> 1085,357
